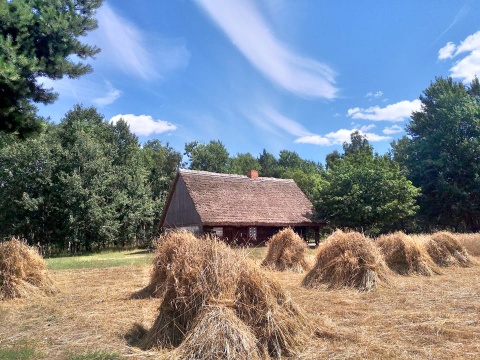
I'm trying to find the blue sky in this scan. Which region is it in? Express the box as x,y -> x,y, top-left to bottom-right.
39,0 -> 480,164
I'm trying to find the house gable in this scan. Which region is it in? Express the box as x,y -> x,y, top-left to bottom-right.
162,175 -> 202,229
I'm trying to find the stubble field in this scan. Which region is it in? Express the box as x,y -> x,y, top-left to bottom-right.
0,245 -> 479,360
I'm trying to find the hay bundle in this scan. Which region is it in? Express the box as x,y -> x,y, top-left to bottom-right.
261,228 -> 309,272
140,231 -> 309,358
0,238 -> 55,300
426,232 -> 473,267
302,230 -> 390,291
177,305 -> 266,360
235,266 -> 309,357
133,230 -> 199,298
376,232 -> 440,276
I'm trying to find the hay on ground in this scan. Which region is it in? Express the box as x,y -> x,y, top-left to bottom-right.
261,227 -> 310,272
139,231 -> 310,358
302,230 -> 390,291
0,238 -> 55,300
426,232 -> 474,267
376,232 -> 440,276
176,305 -> 266,360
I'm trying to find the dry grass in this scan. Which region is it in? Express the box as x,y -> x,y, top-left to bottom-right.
0,238 -> 55,300
456,233 -> 480,256
376,232 -> 440,276
302,230 -> 391,291
425,232 -> 474,267
261,228 -> 310,272
0,245 -> 479,359
176,304 -> 266,360
139,232 -> 310,358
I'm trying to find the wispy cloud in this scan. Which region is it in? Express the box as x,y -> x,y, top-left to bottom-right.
295,125 -> 390,146
247,106 -> 389,146
438,31 -> 480,82
110,114 -> 177,136
194,0 -> 337,99
93,4 -> 190,80
93,82 -> 121,106
347,99 -> 421,122
39,77 -> 121,107
434,2 -> 471,44
383,124 -> 404,135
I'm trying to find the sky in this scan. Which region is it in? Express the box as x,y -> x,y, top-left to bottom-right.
38,0 -> 480,164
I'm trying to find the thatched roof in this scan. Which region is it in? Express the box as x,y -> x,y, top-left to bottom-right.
162,169 -> 320,227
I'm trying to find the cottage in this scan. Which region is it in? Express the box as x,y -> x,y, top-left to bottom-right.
160,169 -> 324,245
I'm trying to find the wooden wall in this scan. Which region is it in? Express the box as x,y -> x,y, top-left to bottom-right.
163,177 -> 202,229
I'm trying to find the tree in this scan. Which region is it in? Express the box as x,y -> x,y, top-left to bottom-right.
0,0 -> 102,138
184,140 -> 230,173
392,77 -> 480,232
230,152 -> 261,175
315,132 -> 419,235
258,149 -> 280,177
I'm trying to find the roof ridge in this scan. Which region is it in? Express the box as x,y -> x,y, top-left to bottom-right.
179,169 -> 294,183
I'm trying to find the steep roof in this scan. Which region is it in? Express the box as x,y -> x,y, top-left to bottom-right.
162,169 -> 320,227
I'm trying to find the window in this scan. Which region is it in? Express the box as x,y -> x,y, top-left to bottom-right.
212,227 -> 223,237
248,227 -> 257,239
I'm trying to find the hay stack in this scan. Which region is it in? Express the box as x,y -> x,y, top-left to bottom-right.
177,305 -> 266,360
426,232 -> 474,267
140,231 -> 309,358
133,230 -> 199,298
376,232 -> 440,276
261,228 -> 309,272
0,238 -> 55,300
302,230 -> 390,291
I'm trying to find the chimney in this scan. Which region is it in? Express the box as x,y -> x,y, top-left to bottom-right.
247,170 -> 258,179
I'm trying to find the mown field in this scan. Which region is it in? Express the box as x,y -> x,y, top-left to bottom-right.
0,241 -> 479,360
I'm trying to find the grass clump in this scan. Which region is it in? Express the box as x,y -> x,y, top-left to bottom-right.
261,228 -> 309,272
138,231 -> 310,358
0,238 -> 55,300
376,232 -> 440,276
302,230 -> 390,291
426,232 -> 474,267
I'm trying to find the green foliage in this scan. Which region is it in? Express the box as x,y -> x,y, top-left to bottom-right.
316,132 -> 419,235
230,152 -> 261,175
0,0 -> 102,138
0,105 -> 181,251
184,140 -> 230,173
392,77 -> 480,232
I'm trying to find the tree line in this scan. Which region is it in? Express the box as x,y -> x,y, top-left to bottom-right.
2,1 -> 479,252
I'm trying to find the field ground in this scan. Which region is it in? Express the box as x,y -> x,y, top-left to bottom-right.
0,247 -> 479,359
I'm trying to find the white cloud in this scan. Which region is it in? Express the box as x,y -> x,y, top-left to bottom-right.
366,91 -> 383,98
194,0 -> 337,99
295,125 -> 390,146
93,4 -> 190,80
347,99 -> 421,122
438,31 -> 480,82
110,114 -> 177,136
261,107 -> 310,137
93,82 -> 121,106
438,42 -> 456,59
383,124 -> 404,135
